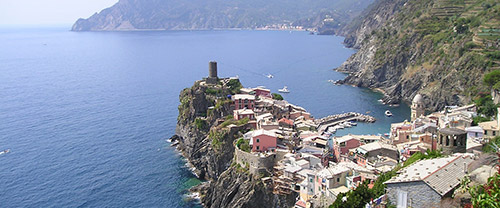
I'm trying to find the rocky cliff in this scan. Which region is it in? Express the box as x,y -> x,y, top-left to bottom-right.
72,0 -> 373,31
336,0 -> 499,111
174,79 -> 297,207
199,166 -> 296,208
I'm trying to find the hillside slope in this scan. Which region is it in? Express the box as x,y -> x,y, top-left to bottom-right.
72,0 -> 372,31
337,0 -> 500,110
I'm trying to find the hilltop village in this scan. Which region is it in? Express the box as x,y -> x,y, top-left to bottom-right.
175,62 -> 499,208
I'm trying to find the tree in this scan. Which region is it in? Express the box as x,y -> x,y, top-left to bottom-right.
272,93 -> 284,100
484,70 -> 500,86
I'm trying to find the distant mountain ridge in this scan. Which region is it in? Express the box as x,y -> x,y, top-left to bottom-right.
72,0 -> 373,31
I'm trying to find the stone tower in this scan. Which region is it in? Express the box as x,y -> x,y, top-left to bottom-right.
206,61 -> 218,85
411,94 -> 425,121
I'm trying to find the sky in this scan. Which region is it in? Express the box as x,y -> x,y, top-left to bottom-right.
0,0 -> 119,25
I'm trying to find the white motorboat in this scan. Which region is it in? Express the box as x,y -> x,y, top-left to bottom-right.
266,74 -> 274,78
0,149 -> 10,155
385,110 -> 393,117
278,86 -> 290,93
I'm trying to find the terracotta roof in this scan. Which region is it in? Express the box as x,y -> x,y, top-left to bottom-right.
279,118 -> 294,126
295,200 -> 307,208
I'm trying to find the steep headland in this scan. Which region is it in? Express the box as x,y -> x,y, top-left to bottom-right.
336,0 -> 500,111
173,78 -> 297,207
71,0 -> 373,31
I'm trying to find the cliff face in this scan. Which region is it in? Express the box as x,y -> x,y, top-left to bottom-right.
174,79 -> 296,207
72,0 -> 373,31
200,166 -> 297,208
175,81 -> 236,180
336,0 -> 499,111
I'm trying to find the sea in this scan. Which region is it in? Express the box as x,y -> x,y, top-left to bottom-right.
0,27 -> 410,207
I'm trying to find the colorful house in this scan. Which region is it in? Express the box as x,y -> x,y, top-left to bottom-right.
254,87 -> 272,98
250,129 -> 277,152
232,94 -> 256,110
233,109 -> 255,120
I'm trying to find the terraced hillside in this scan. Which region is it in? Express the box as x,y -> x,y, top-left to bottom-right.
337,0 -> 499,110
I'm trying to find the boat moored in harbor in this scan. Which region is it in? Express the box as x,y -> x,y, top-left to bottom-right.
385,110 -> 393,117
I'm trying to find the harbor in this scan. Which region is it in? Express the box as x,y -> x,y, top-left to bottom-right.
315,112 -> 376,134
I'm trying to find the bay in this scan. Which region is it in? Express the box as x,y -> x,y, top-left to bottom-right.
0,27 -> 409,207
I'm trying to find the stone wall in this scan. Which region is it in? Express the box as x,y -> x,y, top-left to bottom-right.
235,147 -> 287,175
386,181 -> 441,208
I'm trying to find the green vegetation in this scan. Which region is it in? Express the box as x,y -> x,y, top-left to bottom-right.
483,136 -> 500,152
219,117 -> 250,128
205,87 -> 222,95
236,138 -> 251,152
272,93 -> 284,100
470,173 -> 500,208
226,79 -> 242,95
209,129 -> 227,150
330,149 -> 443,208
484,70 -> 500,87
194,118 -> 208,130
403,149 -> 442,168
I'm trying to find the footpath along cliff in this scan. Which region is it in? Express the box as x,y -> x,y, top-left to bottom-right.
171,75 -> 296,208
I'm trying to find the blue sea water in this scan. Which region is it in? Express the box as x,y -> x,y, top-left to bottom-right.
0,27 -> 409,207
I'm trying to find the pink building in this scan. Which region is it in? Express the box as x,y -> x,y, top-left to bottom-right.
232,94 -> 255,110
233,109 -> 255,120
334,135 -> 361,159
254,87 -> 272,98
290,111 -> 312,120
250,129 -> 277,152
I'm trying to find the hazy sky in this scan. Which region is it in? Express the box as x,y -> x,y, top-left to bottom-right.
0,0 -> 119,25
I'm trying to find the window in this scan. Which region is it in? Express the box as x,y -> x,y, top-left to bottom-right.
340,142 -> 346,147
337,178 -> 340,183
475,132 -> 478,137
256,138 -> 260,143
397,191 -> 408,208
440,135 -> 443,144
310,178 -> 313,183
256,146 -> 260,150
485,130 -> 488,135
494,131 -> 496,136
446,136 -> 449,146
453,137 -> 457,146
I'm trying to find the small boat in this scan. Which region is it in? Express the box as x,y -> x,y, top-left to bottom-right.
385,110 -> 393,117
343,122 -> 352,128
266,74 -> 274,78
350,121 -> 357,126
384,133 -> 390,137
278,86 -> 290,93
0,149 -> 10,155
170,141 -> 180,147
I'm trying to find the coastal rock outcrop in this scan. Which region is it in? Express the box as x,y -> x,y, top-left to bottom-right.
200,166 -> 297,208
174,79 -> 297,207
